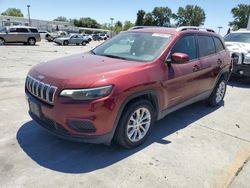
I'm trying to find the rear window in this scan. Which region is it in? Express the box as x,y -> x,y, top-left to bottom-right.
197,36 -> 216,57
213,37 -> 225,52
30,28 -> 38,33
16,28 -> 29,33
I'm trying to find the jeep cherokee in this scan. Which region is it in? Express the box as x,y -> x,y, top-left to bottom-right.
25,26 -> 232,148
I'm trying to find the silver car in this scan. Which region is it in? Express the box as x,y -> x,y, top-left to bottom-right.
0,26 -> 41,45
54,34 -> 89,46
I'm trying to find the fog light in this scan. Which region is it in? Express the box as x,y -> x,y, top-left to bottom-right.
239,70 -> 244,75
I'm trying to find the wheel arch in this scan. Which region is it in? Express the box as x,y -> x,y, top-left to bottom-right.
108,90 -> 161,143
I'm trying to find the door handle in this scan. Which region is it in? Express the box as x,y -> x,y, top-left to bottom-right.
193,65 -> 200,72
217,59 -> 223,65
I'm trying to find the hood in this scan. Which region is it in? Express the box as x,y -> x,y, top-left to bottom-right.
225,42 -> 250,54
29,53 -> 144,88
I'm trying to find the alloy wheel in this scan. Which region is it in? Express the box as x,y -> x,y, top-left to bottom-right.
126,107 -> 151,142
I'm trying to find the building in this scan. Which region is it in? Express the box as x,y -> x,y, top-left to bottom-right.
0,16 -> 110,34
0,15 -> 78,32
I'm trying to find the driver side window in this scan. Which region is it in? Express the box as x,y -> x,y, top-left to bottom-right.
170,35 -> 197,62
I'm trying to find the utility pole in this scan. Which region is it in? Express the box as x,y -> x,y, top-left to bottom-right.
27,5 -> 31,26
110,18 -> 114,38
218,26 -> 222,34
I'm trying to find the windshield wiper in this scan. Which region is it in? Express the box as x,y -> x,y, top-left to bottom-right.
101,54 -> 127,60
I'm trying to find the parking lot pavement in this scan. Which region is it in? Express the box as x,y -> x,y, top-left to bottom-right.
0,41 -> 250,188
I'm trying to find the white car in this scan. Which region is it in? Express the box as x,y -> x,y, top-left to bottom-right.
224,30 -> 250,77
82,34 -> 92,42
39,30 -> 49,39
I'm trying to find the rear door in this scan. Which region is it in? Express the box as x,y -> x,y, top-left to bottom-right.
162,35 -> 203,108
197,35 -> 221,93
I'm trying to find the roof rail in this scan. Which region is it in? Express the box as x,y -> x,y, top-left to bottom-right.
176,26 -> 215,33
129,26 -> 159,30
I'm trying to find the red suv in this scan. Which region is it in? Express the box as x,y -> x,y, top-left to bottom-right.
25,27 -> 232,148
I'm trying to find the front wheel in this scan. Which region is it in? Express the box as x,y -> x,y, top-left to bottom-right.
114,100 -> 155,148
82,41 -> 86,46
63,40 -> 69,45
208,78 -> 227,107
0,38 -> 5,45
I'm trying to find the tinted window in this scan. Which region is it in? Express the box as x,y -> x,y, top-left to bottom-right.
213,37 -> 224,52
170,35 -> 197,60
30,28 -> 38,33
9,28 -> 17,32
197,36 -> 216,57
16,28 -> 29,33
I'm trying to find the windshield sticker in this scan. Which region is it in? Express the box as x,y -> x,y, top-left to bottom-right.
152,33 -> 171,38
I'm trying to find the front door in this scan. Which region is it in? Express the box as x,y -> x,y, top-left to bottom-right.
162,35 -> 203,108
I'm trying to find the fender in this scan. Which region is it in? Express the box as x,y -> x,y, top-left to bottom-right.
107,89 -> 161,144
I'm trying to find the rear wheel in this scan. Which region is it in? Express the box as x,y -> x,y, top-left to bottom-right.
28,38 -> 36,45
0,38 -> 5,45
208,78 -> 227,107
63,40 -> 69,45
114,100 -> 154,148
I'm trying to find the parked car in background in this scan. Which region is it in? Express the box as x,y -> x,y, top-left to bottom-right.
54,34 -> 89,45
224,30 -> 250,78
82,34 -> 92,42
99,33 -> 108,40
39,30 -> 49,39
92,34 -> 102,41
25,26 -> 231,148
0,26 -> 41,45
45,31 -> 68,42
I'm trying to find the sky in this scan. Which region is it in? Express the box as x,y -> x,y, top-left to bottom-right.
0,0 -> 249,35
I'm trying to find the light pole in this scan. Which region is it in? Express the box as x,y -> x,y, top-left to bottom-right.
110,18 -> 114,38
218,26 -> 222,34
27,5 -> 31,26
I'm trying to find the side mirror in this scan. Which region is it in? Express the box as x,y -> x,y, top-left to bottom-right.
171,53 -> 189,64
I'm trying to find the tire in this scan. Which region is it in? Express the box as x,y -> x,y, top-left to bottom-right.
0,38 -> 5,45
63,40 -> 69,45
88,38 -> 91,42
28,38 -> 36,45
114,100 -> 155,148
208,78 -> 227,107
82,41 -> 86,46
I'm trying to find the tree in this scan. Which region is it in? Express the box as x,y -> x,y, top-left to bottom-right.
174,5 -> 206,26
1,8 -> 24,17
135,10 -> 146,26
53,16 -> 68,22
123,21 -> 134,30
152,7 -> 172,26
73,17 -> 101,28
114,21 -> 123,32
144,13 -> 154,26
229,4 -> 250,30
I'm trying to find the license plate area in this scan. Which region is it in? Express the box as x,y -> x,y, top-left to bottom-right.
29,99 -> 41,118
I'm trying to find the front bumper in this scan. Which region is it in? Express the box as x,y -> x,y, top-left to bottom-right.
26,91 -> 116,144
232,64 -> 250,77
29,111 -> 112,144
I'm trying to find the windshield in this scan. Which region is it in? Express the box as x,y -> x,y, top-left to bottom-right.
93,32 -> 173,62
224,33 -> 250,43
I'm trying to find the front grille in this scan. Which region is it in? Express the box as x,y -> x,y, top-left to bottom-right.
26,75 -> 57,104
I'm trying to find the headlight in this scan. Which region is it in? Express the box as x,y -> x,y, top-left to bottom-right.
60,85 -> 113,100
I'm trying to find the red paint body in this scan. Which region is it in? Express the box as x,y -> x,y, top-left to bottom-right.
26,28 -> 231,143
